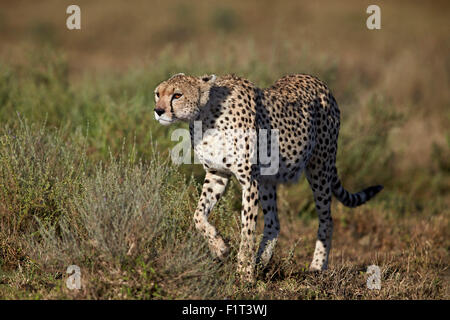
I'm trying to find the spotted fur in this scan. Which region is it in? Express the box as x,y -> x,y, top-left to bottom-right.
154,73 -> 383,282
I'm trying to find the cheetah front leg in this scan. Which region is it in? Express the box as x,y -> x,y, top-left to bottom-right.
194,171 -> 230,260
236,178 -> 259,283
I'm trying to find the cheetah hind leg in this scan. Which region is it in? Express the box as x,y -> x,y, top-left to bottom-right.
305,158 -> 334,271
256,182 -> 280,269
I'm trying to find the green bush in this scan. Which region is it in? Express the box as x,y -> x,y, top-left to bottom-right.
0,121 -> 235,298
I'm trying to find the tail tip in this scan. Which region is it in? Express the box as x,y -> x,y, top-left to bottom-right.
365,185 -> 384,198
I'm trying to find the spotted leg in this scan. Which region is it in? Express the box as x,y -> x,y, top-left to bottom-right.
256,182 -> 279,268
305,157 -> 333,271
194,171 -> 230,260
236,177 -> 259,282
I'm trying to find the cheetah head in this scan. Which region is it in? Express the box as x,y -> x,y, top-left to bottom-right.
153,73 -> 217,125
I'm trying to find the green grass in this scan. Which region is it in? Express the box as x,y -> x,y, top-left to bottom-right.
0,119 -> 233,299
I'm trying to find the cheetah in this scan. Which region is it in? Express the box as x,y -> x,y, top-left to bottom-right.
153,73 -> 383,282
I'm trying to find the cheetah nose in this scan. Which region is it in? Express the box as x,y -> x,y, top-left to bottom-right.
154,108 -> 165,116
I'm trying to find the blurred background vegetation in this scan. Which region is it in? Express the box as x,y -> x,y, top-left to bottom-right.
0,0 -> 448,299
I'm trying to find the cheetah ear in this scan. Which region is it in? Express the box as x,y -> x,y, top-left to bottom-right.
198,74 -> 216,107
200,74 -> 217,84
169,73 -> 185,80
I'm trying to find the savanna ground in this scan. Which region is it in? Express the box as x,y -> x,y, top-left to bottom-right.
0,0 -> 448,299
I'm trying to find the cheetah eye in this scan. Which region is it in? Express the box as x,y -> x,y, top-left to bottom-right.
173,93 -> 182,99
155,92 -> 160,98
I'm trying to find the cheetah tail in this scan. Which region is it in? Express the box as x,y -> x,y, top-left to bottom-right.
331,167 -> 383,208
